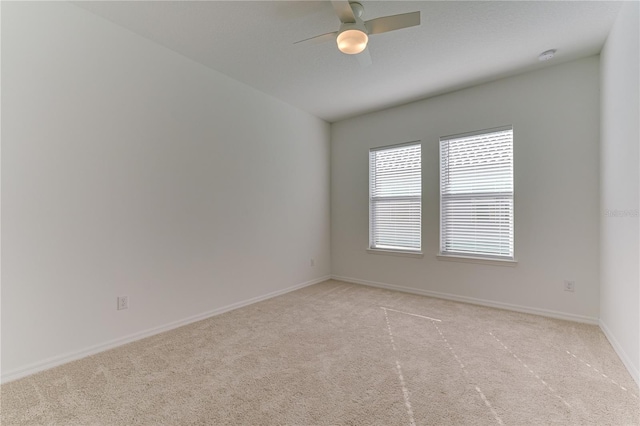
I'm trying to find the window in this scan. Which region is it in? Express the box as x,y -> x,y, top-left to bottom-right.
369,142 -> 421,252
439,126 -> 514,260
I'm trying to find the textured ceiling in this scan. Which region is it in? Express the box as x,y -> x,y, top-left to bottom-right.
74,1 -> 622,122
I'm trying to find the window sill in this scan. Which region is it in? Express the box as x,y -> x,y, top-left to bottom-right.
436,254 -> 518,267
367,248 -> 424,258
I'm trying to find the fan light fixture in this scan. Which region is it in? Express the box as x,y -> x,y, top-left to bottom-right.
294,0 -> 421,64
337,29 -> 368,54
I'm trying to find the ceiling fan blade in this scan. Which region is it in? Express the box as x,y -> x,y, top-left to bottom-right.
365,11 -> 420,35
331,0 -> 356,23
294,31 -> 337,45
356,47 -> 372,67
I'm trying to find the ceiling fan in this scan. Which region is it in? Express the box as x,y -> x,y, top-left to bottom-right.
294,1 -> 421,66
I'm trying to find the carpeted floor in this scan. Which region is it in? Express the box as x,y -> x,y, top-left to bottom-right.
1,280 -> 638,425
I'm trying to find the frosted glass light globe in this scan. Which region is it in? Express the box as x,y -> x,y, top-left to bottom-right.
337,29 -> 368,55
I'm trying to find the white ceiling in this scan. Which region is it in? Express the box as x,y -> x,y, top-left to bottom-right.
74,1 -> 622,122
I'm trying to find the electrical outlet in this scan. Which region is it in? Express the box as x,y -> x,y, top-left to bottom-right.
310,258 -> 315,267
563,280 -> 575,292
117,296 -> 129,310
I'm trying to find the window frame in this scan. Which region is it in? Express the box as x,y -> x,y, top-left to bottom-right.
438,126 -> 515,262
368,140 -> 423,255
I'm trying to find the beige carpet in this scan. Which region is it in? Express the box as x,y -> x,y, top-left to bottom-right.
1,280 -> 638,425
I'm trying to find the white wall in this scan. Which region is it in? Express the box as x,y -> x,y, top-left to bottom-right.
332,57 -> 601,322
600,1 -> 640,386
1,2 -> 330,381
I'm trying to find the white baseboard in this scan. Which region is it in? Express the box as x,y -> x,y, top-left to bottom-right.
599,320 -> 640,389
331,275 -> 600,325
1,275 -> 331,384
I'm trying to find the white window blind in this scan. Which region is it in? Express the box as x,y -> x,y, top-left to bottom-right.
440,127 -> 514,260
369,142 -> 421,252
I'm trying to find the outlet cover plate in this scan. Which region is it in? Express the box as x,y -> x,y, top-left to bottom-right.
564,281 -> 575,292
117,296 -> 129,310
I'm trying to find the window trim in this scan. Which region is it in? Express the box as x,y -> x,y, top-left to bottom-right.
369,140 -> 422,255
439,126 -> 515,261
439,125 -> 513,144
436,254 -> 517,266
367,248 -> 424,258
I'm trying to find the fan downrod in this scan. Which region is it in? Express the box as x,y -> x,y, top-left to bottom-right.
349,2 -> 364,19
